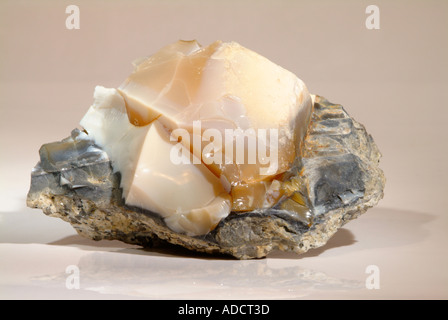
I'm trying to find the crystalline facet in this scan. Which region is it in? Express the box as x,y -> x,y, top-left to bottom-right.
79,40 -> 312,235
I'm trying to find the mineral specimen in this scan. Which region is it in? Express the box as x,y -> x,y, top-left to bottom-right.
26,40 -> 385,259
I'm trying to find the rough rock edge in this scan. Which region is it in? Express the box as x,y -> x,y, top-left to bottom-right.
26,96 -> 385,259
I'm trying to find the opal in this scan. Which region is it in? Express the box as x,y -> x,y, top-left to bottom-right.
79,40 -> 312,235
26,40 -> 385,258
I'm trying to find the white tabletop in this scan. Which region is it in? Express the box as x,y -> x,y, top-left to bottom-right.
1,0 -> 447,300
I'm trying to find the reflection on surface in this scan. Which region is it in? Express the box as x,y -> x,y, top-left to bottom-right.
31,249 -> 363,299
7,207 -> 439,299
31,228 -> 363,298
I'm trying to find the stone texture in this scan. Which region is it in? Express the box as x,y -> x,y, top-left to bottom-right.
26,96 -> 385,259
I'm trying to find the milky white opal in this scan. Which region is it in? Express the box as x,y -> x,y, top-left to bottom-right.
80,86 -> 149,199
80,86 -> 231,236
118,40 -> 312,211
125,120 -> 231,236
80,40 -> 312,235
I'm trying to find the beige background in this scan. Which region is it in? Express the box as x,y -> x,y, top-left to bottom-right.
0,0 -> 447,299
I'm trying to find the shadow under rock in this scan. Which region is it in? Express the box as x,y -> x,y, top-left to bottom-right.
346,207 -> 437,250
48,234 -> 139,250
46,207 -> 437,260
48,233 -> 237,260
47,228 -> 356,260
270,207 -> 438,258
267,228 -> 357,259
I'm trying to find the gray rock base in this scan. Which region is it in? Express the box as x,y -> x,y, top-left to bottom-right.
27,96 -> 385,259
